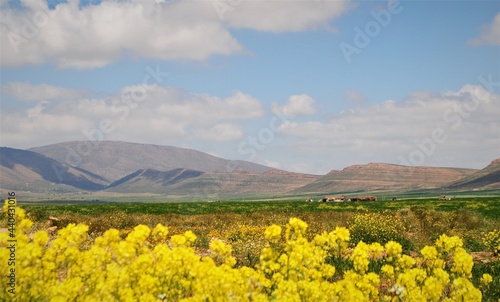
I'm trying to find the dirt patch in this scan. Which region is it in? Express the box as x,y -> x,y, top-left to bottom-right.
471,252 -> 497,264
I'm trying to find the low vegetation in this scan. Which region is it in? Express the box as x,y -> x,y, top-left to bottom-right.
2,196 -> 499,300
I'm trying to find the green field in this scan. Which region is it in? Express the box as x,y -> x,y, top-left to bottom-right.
20,196 -> 500,218
3,195 -> 500,300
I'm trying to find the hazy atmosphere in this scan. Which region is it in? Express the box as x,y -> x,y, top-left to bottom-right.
1,0 -> 499,174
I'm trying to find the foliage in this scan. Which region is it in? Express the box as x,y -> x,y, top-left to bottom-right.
19,196 -> 500,217
473,261 -> 500,302
1,200 -> 497,301
348,212 -> 414,252
482,229 -> 500,256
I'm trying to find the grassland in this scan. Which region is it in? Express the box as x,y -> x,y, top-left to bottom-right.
21,195 -> 500,217
7,195 -> 500,300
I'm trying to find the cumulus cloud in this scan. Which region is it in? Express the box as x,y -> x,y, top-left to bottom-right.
0,84 -> 264,147
192,124 -> 243,141
221,1 -> 351,32
272,94 -> 316,116
276,84 -> 500,169
1,0 -> 242,68
1,0 -> 350,68
468,13 -> 500,46
1,82 -> 87,101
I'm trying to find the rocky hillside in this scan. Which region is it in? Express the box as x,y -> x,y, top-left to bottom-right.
292,163 -> 477,194
445,158 -> 500,190
2,141 -> 496,197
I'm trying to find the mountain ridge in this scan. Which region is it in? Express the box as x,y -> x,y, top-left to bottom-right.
292,162 -> 479,194
30,141 -> 272,182
104,167 -> 319,196
0,147 -> 108,192
445,158 -> 500,190
1,141 -> 498,197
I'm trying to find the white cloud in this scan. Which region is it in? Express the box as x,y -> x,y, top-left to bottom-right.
1,0 -> 350,68
272,94 -> 316,116
468,13 -> 500,46
2,82 -> 498,174
0,84 -> 264,147
1,82 -> 86,101
276,84 -> 500,169
222,1 -> 351,32
1,0 -> 242,68
192,124 -> 243,141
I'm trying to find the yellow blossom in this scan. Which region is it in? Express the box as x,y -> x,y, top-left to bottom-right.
385,241 -> 402,257
0,203 -> 490,302
480,273 -> 493,285
264,225 -> 282,243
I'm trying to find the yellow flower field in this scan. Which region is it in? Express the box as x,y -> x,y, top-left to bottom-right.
1,199 -> 496,301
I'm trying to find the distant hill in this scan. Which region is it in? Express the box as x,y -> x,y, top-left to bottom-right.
106,168 -> 205,193
2,141 -> 496,197
445,158 -> 500,190
30,141 -> 272,182
106,168 -> 319,197
0,147 -> 107,192
292,162 -> 477,194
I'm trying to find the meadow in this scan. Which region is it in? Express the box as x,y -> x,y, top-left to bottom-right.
2,196 -> 500,301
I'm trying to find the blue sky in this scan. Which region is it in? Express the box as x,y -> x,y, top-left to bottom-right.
1,0 -> 499,174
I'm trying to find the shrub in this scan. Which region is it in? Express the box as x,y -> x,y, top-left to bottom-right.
473,261 -> 500,302
348,212 -> 414,252
482,229 -> 500,256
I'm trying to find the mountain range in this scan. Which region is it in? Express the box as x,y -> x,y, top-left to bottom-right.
1,141 -> 499,198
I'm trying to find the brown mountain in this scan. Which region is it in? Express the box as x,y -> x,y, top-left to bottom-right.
105,168 -> 319,197
292,162 -> 477,194
445,158 -> 500,190
105,168 -> 205,193
0,147 -> 108,192
30,141 -> 272,182
4,141 -> 496,197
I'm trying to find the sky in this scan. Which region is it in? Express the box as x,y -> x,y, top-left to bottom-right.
0,0 -> 499,174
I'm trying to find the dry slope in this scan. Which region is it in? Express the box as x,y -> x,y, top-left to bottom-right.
0,147 -> 107,192
30,141 -> 272,182
292,163 -> 477,194
106,168 -> 319,197
445,158 -> 500,190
